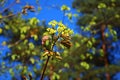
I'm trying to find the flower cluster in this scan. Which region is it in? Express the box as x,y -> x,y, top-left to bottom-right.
61,5 -> 70,11
47,28 -> 57,34
57,22 -> 66,33
48,20 -> 57,27
42,20 -> 74,59
46,20 -> 74,36
61,28 -> 74,36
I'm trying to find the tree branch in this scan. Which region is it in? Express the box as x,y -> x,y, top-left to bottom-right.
0,13 -> 18,20
40,56 -> 50,80
0,0 -> 17,14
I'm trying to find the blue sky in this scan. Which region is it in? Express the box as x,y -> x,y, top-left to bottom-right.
4,0 -> 81,34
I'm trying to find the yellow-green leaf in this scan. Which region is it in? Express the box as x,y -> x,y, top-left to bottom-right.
30,58 -> 35,64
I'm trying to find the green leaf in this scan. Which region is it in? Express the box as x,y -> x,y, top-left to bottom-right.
80,62 -> 90,70
112,30 -> 117,35
33,35 -> 38,40
30,58 -> 35,64
16,65 -> 23,70
20,34 -> 26,39
29,17 -> 39,25
91,38 -> 96,43
0,14 -> 2,18
11,55 -> 16,60
98,3 -> 107,8
38,6 -> 41,11
92,47 -> 96,54
22,69 -> 27,74
9,68 -> 14,76
17,46 -> 22,50
23,39 -> 28,44
45,40 -> 50,46
61,5 -> 70,11
0,28 -> 3,34
52,72 -> 60,80
87,40 -> 92,48
20,26 -> 29,33
99,49 -> 104,56
75,42 -> 80,48
66,13 -> 72,20
64,63 -> 69,68
115,14 -> 120,18
26,50 -> 30,54
111,0 -> 116,2
80,54 -> 85,60
105,33 -> 109,38
32,51 -> 37,55
33,67 -> 37,72
5,25 -> 10,30
28,42 -> 35,49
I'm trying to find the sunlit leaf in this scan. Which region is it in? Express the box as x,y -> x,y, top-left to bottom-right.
30,58 -> 35,64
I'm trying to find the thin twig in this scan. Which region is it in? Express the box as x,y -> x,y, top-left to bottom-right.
40,56 -> 50,80
0,13 -> 18,20
29,74 -> 33,80
22,75 -> 27,80
9,35 -> 30,48
0,0 -> 17,14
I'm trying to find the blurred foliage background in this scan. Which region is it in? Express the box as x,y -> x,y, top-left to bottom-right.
0,0 -> 120,80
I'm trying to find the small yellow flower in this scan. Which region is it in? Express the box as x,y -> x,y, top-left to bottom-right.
67,29 -> 74,35
48,20 -> 57,27
57,27 -> 63,33
58,22 -> 65,27
49,29 -> 56,34
69,30 -> 74,35
61,5 -> 70,11
61,32 -> 69,36
47,28 -> 56,34
57,26 -> 66,33
47,28 -> 51,31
